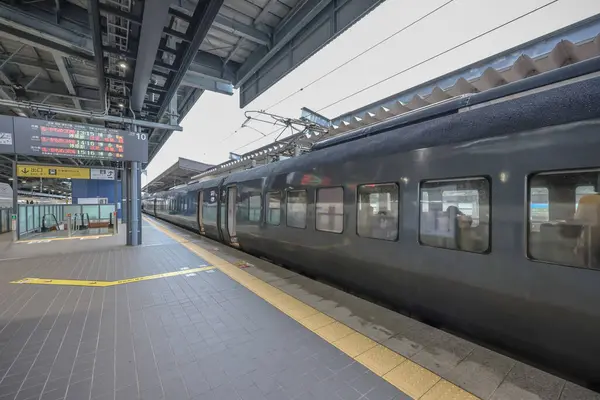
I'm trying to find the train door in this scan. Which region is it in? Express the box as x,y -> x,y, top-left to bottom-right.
227,186 -> 238,245
153,198 -> 157,216
197,191 -> 204,234
219,187 -> 228,242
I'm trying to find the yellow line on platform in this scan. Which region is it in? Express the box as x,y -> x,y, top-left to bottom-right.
11,266 -> 215,287
143,217 -> 480,400
17,234 -> 113,244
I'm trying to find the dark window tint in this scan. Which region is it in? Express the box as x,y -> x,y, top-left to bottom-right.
316,187 -> 344,233
528,170 -> 600,269
202,188 -> 218,224
249,194 -> 261,222
357,183 -> 399,241
266,192 -> 281,225
286,190 -> 307,229
420,177 -> 490,253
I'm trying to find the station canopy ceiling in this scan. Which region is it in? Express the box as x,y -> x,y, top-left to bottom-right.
142,157 -> 212,193
0,0 -> 388,185
0,0 -> 309,172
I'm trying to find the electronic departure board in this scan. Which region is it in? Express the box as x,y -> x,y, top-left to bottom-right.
13,117 -> 148,162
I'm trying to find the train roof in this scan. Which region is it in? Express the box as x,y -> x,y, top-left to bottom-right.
271,68 -> 600,175
221,163 -> 277,186
151,56 -> 600,195
313,56 -> 600,151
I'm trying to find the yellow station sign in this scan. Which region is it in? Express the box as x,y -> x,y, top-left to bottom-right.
17,164 -> 90,179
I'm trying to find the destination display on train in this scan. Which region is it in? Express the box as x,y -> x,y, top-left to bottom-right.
13,117 -> 148,162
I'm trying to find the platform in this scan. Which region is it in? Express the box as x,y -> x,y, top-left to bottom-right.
0,219 -> 597,400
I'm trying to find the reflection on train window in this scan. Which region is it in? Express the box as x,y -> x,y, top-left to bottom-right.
528,170 -> 600,269
249,194 -> 261,222
287,190 -> 307,229
357,183 -> 398,241
316,187 -> 344,233
266,192 -> 281,225
420,177 -> 490,253
202,189 -> 218,224
236,193 -> 248,222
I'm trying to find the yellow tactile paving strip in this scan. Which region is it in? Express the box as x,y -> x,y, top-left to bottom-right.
11,266 -> 216,287
144,217 -> 480,400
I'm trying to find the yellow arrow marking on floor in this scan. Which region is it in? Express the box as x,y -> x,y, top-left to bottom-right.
10,266 -> 215,287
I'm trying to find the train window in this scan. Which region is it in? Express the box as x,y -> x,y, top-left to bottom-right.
249,194 -> 261,222
316,187 -> 344,233
236,193 -> 249,222
202,189 -> 218,224
266,192 -> 281,225
286,190 -> 307,229
357,183 -> 399,241
419,177 -> 490,253
528,170 -> 600,269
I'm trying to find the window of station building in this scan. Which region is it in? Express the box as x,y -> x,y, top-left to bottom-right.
357,183 -> 399,241
249,193 -> 261,222
419,177 -> 490,253
528,170 -> 600,270
266,191 -> 281,225
316,187 -> 344,233
286,190 -> 307,229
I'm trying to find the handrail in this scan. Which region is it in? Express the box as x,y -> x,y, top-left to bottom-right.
41,214 -> 59,232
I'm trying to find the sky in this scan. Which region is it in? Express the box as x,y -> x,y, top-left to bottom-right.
143,0 -> 600,185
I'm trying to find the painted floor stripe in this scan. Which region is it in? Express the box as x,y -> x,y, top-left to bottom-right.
143,217 -> 480,400
11,266 -> 215,287
18,234 -> 113,244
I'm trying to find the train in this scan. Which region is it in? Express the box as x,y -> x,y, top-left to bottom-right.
143,57 -> 600,388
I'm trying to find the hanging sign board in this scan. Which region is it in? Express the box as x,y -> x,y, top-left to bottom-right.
17,164 -> 91,179
0,115 -> 14,154
13,117 -> 148,162
90,168 -> 115,180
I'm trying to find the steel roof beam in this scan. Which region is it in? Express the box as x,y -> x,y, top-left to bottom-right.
0,45 -> 28,117
156,0 -> 224,119
169,5 -> 269,46
98,3 -> 142,25
0,24 -> 93,63
88,0 -> 106,113
0,98 -> 182,131
190,51 -> 238,84
0,2 -> 93,59
254,0 -> 281,24
236,0 -> 332,88
12,77 -> 100,102
131,0 -> 171,112
0,53 -> 94,80
0,5 -> 234,95
181,73 -> 233,95
211,15 -> 271,47
52,53 -> 82,110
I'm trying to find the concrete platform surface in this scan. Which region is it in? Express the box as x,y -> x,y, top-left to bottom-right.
0,220 -> 411,400
145,217 -> 600,400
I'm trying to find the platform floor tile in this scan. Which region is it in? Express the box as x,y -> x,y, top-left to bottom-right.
0,223 -> 410,400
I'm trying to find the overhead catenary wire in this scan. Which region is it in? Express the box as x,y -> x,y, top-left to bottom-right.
316,0 -> 560,114
232,126 -> 288,152
263,0 -> 458,112
219,0 -> 458,144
